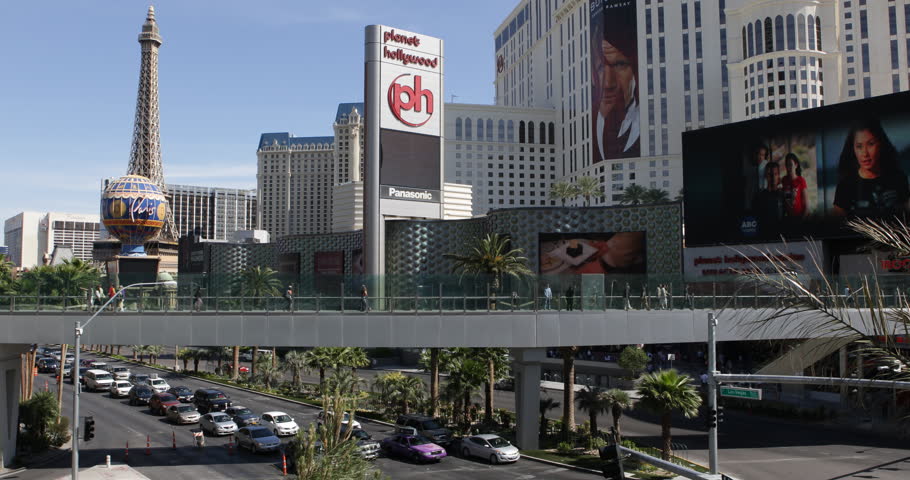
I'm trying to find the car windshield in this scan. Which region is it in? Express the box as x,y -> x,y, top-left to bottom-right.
116,382 -> 131,388
174,387 -> 190,394
177,405 -> 195,413
409,436 -> 433,446
158,394 -> 176,402
113,367 -> 127,372
488,437 -> 510,448
151,379 -> 165,385
235,408 -> 253,415
134,376 -> 149,382
95,374 -> 112,381
274,415 -> 292,423
351,430 -> 370,440
421,420 -> 441,430
250,429 -> 272,438
210,392 -> 226,399
211,415 -> 230,423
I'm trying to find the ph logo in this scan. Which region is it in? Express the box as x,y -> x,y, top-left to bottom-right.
388,73 -> 434,127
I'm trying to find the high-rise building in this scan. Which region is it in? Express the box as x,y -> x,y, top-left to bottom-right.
166,184 -> 257,241
492,0 -> 910,205
3,212 -> 100,268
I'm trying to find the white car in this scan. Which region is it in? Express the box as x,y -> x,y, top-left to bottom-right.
261,411 -> 299,437
89,361 -> 108,370
148,376 -> 170,393
200,412 -> 238,436
317,410 -> 361,430
83,369 -> 115,392
110,380 -> 133,398
459,434 -> 521,464
111,366 -> 130,380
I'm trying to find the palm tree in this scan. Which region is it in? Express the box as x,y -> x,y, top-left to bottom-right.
371,372 -> 425,416
393,375 -> 425,415
561,346 -> 579,439
146,345 -> 164,365
475,348 -> 510,425
0,254 -> 15,294
130,345 -> 143,362
575,176 -> 604,206
602,388 -> 632,441
429,348 -> 440,417
343,347 -> 370,376
231,345 -> 241,381
549,181 -> 580,206
234,266 -> 282,308
253,355 -> 284,390
636,369 -> 702,460
209,346 -> 232,374
642,188 -> 671,204
448,357 -> 487,430
539,397 -> 560,434
576,387 -> 610,437
444,233 -> 532,295
284,350 -> 309,387
305,348 -> 344,388
617,183 -> 647,205
178,348 -> 194,372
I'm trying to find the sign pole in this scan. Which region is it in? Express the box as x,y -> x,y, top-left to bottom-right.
707,312 -> 718,475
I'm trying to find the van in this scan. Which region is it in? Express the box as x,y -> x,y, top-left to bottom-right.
84,369 -> 115,392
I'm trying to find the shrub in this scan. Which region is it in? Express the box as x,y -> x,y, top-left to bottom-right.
587,436 -> 607,451
46,417 -> 71,447
18,392 -> 60,453
556,441 -> 575,456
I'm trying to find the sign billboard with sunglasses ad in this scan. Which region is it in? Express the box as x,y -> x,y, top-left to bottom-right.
683,91 -> 910,246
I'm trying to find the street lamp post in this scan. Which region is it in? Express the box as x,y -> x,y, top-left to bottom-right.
71,281 -> 175,479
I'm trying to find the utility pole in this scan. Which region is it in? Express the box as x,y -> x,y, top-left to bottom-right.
707,312 -> 719,475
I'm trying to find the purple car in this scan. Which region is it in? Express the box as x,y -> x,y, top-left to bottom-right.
380,434 -> 447,463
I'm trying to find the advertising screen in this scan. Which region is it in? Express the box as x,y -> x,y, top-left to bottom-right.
539,232 -> 646,275
314,251 -> 344,275
684,91 -> 910,246
590,0 -> 640,162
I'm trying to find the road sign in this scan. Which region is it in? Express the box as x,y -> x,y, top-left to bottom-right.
719,386 -> 762,400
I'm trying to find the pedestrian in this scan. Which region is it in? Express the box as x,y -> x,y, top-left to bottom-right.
565,285 -> 575,311
284,285 -> 294,311
94,285 -> 104,312
543,284 -> 553,310
659,284 -> 669,310
360,284 -> 370,312
640,283 -> 650,310
685,284 -> 694,309
511,291 -> 519,310
623,282 -> 632,311
108,284 -> 116,300
193,287 -> 203,312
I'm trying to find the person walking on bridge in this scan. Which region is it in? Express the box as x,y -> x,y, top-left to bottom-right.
360,284 -> 370,312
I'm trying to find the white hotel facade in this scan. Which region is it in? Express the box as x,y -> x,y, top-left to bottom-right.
492,0 -> 910,205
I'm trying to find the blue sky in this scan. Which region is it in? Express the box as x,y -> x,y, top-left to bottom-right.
0,0 -> 518,224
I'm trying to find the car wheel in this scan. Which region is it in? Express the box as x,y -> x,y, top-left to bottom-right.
411,452 -> 421,463
251,443 -> 258,454
489,454 -> 498,465
462,447 -> 470,458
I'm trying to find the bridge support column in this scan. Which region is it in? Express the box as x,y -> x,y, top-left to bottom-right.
513,348 -> 545,450
0,344 -> 29,471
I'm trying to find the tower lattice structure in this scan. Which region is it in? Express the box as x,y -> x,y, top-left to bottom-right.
127,6 -> 177,242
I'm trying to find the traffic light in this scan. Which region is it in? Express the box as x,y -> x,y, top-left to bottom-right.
717,405 -> 725,424
707,408 -> 718,429
84,416 -> 95,441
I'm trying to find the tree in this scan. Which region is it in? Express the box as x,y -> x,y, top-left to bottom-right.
636,369 -> 702,460
234,266 -> 281,308
146,345 -> 164,365
371,372 -> 425,416
429,348 -> 440,416
602,388 -> 632,442
284,350 -> 309,387
178,348 -> 194,372
446,356 -> 487,431
0,254 -> 15,294
576,387 -> 610,437
253,354 -> 284,390
617,184 -> 647,205
539,397 -> 560,434
304,347 -> 349,388
618,346 -> 649,379
475,348 -> 510,425
575,176 -> 604,206
231,345 -> 241,381
560,346 -> 579,439
444,233 -> 532,294
549,181 -> 579,206
642,188 -> 671,204
343,347 -> 370,376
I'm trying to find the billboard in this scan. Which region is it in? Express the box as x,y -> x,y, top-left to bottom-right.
683,241 -> 822,280
684,91 -> 910,246
590,0 -> 640,162
539,232 -> 646,275
314,251 -> 344,276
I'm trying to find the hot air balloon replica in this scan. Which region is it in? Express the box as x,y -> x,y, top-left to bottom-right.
101,175 -> 168,256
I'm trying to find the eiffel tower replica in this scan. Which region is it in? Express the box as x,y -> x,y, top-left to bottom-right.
94,6 -> 179,273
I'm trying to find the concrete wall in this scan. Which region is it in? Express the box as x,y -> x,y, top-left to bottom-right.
0,344 -> 27,469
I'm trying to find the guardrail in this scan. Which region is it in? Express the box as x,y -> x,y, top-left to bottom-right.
0,291 -> 892,314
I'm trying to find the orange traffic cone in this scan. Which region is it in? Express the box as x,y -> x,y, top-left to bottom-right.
282,451 -> 287,476
146,434 -> 151,456
125,441 -> 129,462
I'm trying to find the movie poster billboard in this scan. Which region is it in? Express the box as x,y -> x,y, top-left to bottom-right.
590,0 -> 640,162
539,232 -> 646,275
683,91 -> 910,246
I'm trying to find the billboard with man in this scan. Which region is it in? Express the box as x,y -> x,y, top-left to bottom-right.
590,0 -> 640,162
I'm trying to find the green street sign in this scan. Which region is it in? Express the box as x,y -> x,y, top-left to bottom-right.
719,386 -> 762,400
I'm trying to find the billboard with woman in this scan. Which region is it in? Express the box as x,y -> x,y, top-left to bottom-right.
683,91 -> 910,246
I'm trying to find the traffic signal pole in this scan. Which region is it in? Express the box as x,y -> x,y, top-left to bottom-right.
707,312 -> 719,475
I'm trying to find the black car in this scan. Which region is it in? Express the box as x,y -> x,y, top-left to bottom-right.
226,406 -> 259,427
37,358 -> 59,373
194,389 -> 231,413
128,385 -> 155,406
167,386 -> 193,403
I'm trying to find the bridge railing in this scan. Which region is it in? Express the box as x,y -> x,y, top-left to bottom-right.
0,291 -> 894,314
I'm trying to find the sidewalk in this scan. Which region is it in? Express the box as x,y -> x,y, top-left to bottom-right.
55,465 -> 151,480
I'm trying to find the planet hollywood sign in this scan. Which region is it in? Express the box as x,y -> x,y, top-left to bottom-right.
383,29 -> 439,69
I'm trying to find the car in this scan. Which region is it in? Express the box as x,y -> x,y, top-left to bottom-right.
110,366 -> 130,380
343,427 -> 380,460
37,358 -> 59,373
56,363 -> 73,379
148,375 -> 170,393
88,361 -> 108,370
110,380 -> 133,398
149,392 -> 181,415
380,434 -> 447,463
239,349 -> 271,362
72,367 -> 89,385
493,377 -> 515,391
84,369 -> 115,392
194,389 -> 231,413
167,386 -> 193,403
261,411 -> 299,437
395,414 -> 453,446
64,353 -> 75,364
225,406 -> 259,427
129,373 -> 151,385
224,363 -> 250,374
128,384 -> 155,406
317,411 -> 361,430
200,412 -> 238,436
35,355 -> 51,367
458,434 -> 520,464
80,358 -> 94,367
234,426 -> 281,453
166,404 -> 201,425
